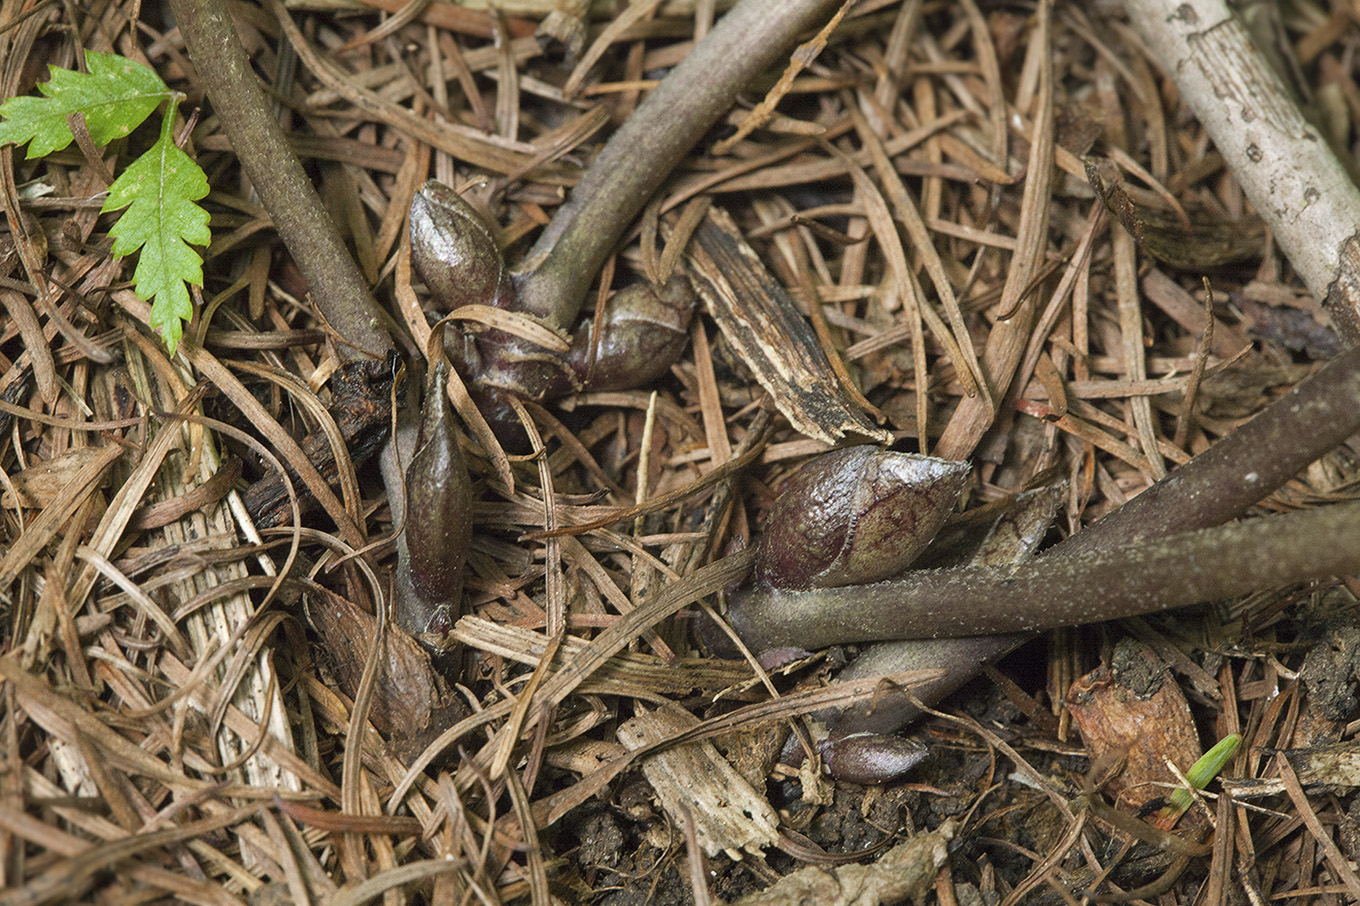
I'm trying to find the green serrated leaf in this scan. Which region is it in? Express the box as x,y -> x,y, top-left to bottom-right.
0,50 -> 172,159
104,114 -> 210,354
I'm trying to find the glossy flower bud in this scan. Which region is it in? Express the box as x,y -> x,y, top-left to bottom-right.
819,732 -> 928,785
567,275 -> 696,391
395,361 -> 473,643
755,447 -> 970,590
410,180 -> 513,313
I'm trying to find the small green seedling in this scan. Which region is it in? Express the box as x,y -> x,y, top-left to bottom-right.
0,50 -> 210,353
1167,733 -> 1241,817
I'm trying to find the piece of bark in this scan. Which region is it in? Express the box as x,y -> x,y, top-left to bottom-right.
1223,737 -> 1360,798
727,821 -> 953,906
1086,156 -> 1266,268
1238,297 -> 1343,359
1066,639 -> 1202,812
617,707 -> 779,859
242,352 -> 400,529
305,585 -> 469,763
684,207 -> 891,445
715,722 -> 788,792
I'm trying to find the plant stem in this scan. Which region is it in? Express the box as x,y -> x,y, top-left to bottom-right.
167,0 -> 392,360
731,498 -> 1360,650
1055,342 -> 1360,554
513,0 -> 848,328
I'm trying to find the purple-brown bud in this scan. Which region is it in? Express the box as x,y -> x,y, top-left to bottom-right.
567,275 -> 696,391
755,447 -> 970,590
410,180 -> 513,313
409,181 -> 698,447
395,361 -> 473,644
822,484 -> 1064,746
819,732 -> 928,785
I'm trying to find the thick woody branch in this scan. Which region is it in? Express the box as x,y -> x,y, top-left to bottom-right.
168,0 -> 393,359
1121,0 -> 1360,340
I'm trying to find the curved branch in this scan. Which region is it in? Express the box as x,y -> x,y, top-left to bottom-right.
167,0 -> 393,359
513,0 -> 848,327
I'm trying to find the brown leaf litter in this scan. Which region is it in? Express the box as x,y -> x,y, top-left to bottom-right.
2,0 -> 1360,903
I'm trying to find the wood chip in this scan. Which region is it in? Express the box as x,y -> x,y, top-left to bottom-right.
683,207 -> 890,444
728,822 -> 953,906
617,707 -> 779,859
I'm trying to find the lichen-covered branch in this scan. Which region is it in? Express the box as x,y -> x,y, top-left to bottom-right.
1121,0 -> 1360,340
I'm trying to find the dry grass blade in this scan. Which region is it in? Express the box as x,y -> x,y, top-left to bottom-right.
266,0 -> 557,178
0,292 -> 55,404
73,545 -> 191,659
328,858 -> 470,906
849,114 -> 988,404
0,443 -> 120,592
936,0 -> 1056,459
229,358 -> 367,529
563,0 -> 668,98
529,437 -> 765,537
836,139 -> 984,403
504,768 -> 551,906
442,303 -> 571,352
511,550 -> 754,721
61,387 -> 207,619
0,805 -> 256,906
452,616 -> 753,692
1277,757 -> 1360,901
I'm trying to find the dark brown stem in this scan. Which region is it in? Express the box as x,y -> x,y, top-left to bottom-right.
768,343 -> 1360,729
166,0 -> 392,360
513,0 -> 847,327
730,499 -> 1360,650
1053,341 -> 1360,554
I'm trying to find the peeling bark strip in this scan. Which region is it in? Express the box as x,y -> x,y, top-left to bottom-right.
684,207 -> 890,444
1122,0 -> 1360,340
1326,233 -> 1360,340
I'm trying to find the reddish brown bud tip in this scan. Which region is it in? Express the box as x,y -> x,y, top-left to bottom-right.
820,732 -> 928,784
755,447 -> 970,590
410,181 -> 512,313
567,276 -> 697,391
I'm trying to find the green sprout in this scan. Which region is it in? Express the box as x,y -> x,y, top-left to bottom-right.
0,50 -> 210,353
